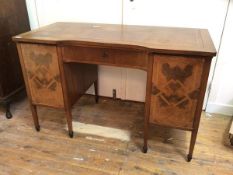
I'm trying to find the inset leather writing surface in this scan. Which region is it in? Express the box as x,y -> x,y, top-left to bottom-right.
150,55 -> 204,129
13,22 -> 216,57
20,44 -> 64,108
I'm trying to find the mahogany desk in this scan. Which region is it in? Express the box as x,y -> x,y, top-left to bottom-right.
13,22 -> 216,161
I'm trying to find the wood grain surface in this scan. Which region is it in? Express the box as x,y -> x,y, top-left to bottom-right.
0,96 -> 232,175
13,22 -> 216,56
62,46 -> 148,70
150,54 -> 204,130
13,22 -> 217,160
20,43 -> 64,108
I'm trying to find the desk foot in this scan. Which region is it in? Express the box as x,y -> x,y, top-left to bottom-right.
230,135 -> 233,146
69,131 -> 74,138
35,125 -> 40,132
30,104 -> 40,133
142,145 -> 148,153
94,80 -> 99,103
187,154 -> 192,162
5,103 -> 12,119
95,96 -> 99,104
6,110 -> 12,119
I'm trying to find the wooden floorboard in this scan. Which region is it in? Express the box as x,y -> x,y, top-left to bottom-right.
0,95 -> 232,175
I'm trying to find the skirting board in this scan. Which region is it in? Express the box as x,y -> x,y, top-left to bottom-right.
206,103 -> 233,116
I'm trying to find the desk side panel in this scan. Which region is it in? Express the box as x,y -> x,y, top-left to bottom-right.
150,55 -> 204,129
63,63 -> 98,107
20,43 -> 64,108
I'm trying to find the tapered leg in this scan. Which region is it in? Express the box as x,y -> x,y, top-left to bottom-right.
186,59 -> 212,162
30,104 -> 40,131
143,103 -> 149,153
94,80 -> 99,103
230,135 -> 233,146
143,127 -> 148,153
187,129 -> 198,162
143,55 -> 153,153
65,108 -> 73,138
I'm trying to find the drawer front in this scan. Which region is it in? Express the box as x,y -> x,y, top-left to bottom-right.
62,46 -> 148,70
150,55 -> 204,129
20,44 -> 64,108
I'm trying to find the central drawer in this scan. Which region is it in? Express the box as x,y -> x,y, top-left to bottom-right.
61,46 -> 148,70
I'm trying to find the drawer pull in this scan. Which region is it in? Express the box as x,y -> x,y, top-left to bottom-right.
102,52 -> 108,58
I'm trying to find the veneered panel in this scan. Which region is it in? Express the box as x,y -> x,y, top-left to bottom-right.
62,46 -> 148,70
13,23 -> 216,57
150,55 -> 204,129
20,44 -> 64,108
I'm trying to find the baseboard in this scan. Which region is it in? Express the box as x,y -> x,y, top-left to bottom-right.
206,102 -> 233,116
84,93 -> 144,104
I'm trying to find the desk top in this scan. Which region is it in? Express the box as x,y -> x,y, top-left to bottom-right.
13,22 -> 216,57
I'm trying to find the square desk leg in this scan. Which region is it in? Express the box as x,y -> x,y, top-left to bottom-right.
143,54 -> 154,153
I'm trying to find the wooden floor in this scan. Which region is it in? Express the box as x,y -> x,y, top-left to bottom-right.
0,95 -> 232,175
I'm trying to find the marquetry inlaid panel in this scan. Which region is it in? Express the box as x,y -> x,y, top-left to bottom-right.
20,44 -> 64,108
150,55 -> 204,129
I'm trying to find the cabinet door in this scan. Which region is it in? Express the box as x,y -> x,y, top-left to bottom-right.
20,44 -> 64,108
150,55 -> 204,129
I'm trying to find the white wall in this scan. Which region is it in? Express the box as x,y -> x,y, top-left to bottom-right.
25,0 -> 39,29
24,0 -> 233,115
206,0 -> 233,116
123,0 -> 229,104
34,0 -> 122,26
27,0 -> 127,100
